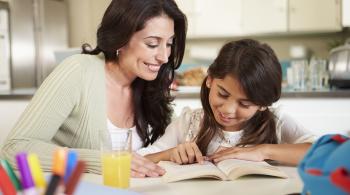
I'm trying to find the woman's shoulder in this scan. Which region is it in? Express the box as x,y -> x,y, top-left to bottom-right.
60,54 -> 104,69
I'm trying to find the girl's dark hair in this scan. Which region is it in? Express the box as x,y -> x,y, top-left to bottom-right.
82,0 -> 187,146
196,39 -> 282,154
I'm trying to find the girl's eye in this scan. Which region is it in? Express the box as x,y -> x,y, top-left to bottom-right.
239,102 -> 252,108
217,92 -> 229,98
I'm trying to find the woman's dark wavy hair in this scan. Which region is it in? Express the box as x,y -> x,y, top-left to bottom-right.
82,0 -> 187,146
196,39 -> 282,154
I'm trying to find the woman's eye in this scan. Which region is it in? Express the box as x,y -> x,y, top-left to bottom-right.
166,43 -> 173,47
147,44 -> 158,48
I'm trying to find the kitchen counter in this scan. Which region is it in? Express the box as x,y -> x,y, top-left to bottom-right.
1,87 -> 350,99
0,88 -> 36,99
172,86 -> 350,99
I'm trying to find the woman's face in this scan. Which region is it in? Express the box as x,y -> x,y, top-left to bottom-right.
118,14 -> 175,81
207,75 -> 263,131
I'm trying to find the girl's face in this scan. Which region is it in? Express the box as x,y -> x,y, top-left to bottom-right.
207,75 -> 264,131
118,14 -> 174,81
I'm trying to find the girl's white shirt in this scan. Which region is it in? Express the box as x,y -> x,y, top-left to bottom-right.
136,107 -> 317,156
107,119 -> 143,151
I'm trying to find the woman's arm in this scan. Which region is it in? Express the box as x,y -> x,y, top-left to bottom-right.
209,143 -> 312,166
1,56 -> 83,170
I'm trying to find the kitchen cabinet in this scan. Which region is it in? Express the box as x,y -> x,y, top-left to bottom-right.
176,0 -> 242,38
67,0 -> 110,47
289,0 -> 341,32
177,0 -> 342,38
242,0 -> 288,34
342,0 -> 350,27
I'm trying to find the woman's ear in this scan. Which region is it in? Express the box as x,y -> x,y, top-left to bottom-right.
206,76 -> 213,88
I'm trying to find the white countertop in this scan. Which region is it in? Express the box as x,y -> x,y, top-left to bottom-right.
82,166 -> 303,195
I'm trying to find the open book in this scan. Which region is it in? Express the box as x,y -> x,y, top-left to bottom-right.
159,159 -> 288,182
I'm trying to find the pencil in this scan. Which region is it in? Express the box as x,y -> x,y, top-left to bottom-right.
64,161 -> 86,195
0,165 -> 17,195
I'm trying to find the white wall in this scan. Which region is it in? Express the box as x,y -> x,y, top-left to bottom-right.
0,100 -> 29,146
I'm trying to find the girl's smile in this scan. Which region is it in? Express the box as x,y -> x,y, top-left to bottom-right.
207,75 -> 261,131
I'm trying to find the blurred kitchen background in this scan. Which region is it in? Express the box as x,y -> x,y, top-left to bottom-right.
1,0 -> 350,145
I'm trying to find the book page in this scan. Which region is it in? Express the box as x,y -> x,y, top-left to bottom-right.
216,159 -> 288,180
158,161 -> 227,182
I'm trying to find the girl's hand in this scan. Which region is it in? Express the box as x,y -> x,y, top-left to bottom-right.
169,142 -> 204,165
131,152 -> 166,178
209,144 -> 267,163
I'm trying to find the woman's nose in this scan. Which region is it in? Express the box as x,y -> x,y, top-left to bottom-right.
156,45 -> 169,64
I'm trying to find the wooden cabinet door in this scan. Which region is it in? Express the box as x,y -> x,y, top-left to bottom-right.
176,0 -> 242,38
242,0 -> 288,34
289,0 -> 341,32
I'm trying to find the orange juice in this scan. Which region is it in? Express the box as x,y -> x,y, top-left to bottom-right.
101,152 -> 131,188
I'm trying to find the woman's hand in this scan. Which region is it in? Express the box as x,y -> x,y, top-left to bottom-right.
169,142 -> 204,165
131,152 -> 166,178
209,145 -> 267,163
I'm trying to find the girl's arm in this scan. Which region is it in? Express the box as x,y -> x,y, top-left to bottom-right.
209,143 -> 312,166
145,142 -> 204,164
262,143 -> 311,165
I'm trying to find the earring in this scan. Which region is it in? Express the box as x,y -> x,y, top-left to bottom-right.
259,107 -> 267,111
116,50 -> 119,57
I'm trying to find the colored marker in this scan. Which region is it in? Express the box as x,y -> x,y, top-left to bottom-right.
44,148 -> 67,195
15,153 -> 38,195
52,148 -> 67,176
64,150 -> 78,183
0,165 -> 16,195
44,174 -> 61,195
0,159 -> 22,190
64,161 -> 86,195
27,154 -> 46,189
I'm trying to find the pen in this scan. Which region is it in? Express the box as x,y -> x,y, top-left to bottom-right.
64,161 -> 86,195
64,150 -> 78,183
0,165 -> 17,195
27,154 -> 46,190
0,159 -> 22,190
16,153 -> 38,195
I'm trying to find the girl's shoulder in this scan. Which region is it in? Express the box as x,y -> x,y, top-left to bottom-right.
180,107 -> 203,124
179,107 -> 203,141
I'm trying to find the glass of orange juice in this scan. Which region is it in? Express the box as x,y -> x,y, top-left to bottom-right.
100,129 -> 132,188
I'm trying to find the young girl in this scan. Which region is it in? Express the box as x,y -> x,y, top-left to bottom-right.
137,39 -> 316,166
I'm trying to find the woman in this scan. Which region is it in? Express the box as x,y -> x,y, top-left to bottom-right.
1,0 -> 187,177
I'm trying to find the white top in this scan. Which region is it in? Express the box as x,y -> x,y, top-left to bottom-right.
137,107 -> 316,156
107,119 -> 143,151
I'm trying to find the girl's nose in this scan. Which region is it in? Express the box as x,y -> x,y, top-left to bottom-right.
221,101 -> 237,116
